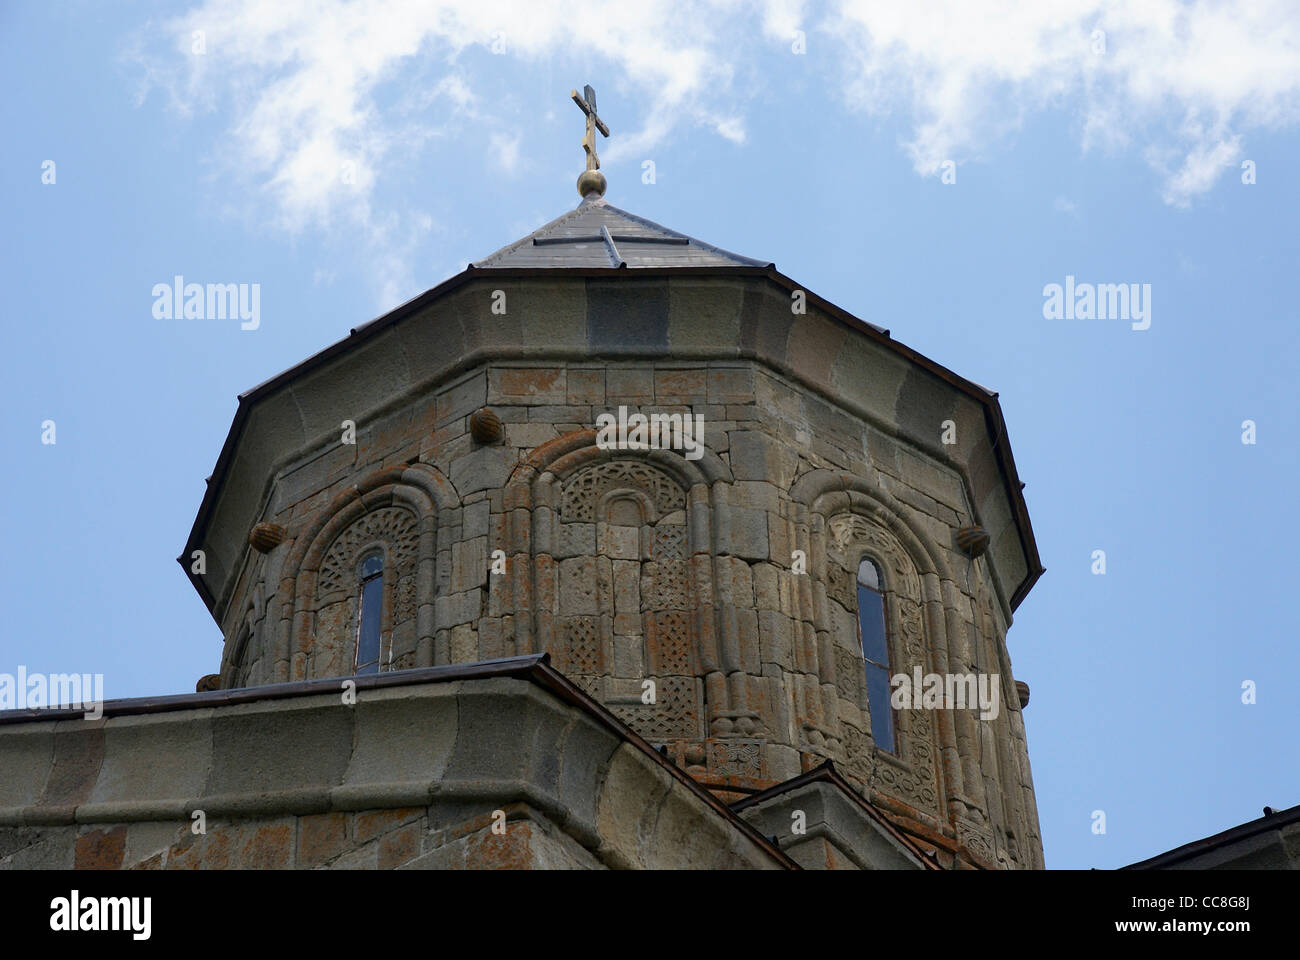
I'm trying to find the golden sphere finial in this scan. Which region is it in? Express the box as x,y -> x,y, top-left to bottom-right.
577,169 -> 607,199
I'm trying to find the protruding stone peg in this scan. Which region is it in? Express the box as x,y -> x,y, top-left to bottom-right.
469,407 -> 503,444
249,522 -> 288,553
956,525 -> 990,558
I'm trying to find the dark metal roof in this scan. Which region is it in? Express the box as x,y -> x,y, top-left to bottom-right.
1122,802 -> 1300,869
473,195 -> 772,269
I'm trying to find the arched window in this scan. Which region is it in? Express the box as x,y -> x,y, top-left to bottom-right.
856,558 -> 895,753
354,553 -> 384,674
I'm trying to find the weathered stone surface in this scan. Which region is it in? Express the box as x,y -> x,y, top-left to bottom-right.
0,674 -> 788,871
450,445 -> 515,497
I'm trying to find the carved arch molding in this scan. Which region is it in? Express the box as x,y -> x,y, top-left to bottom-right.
507,446 -> 764,781
305,506 -> 422,678
824,512 -> 941,817
238,464 -> 451,684
547,458 -> 707,761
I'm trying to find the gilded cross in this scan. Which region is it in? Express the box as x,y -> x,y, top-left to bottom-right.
571,84 -> 609,172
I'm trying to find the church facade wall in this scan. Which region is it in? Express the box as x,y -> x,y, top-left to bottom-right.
211,310 -> 1042,868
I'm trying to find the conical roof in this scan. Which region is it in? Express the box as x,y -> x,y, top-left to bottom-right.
473,195 -> 771,269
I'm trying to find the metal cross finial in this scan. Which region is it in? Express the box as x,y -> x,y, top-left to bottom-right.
571,83 -> 609,170
571,83 -> 610,198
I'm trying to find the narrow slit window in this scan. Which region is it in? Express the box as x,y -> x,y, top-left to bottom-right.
856,558 -> 896,753
355,554 -> 384,675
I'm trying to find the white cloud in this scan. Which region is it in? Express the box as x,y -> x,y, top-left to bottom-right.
490,131 -> 522,174
131,0 -> 1300,301
133,0 -> 753,301
1054,195 -> 1079,217
822,0 -> 1300,204
1151,135 -> 1242,207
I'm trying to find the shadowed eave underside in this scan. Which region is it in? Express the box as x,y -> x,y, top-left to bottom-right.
472,196 -> 774,270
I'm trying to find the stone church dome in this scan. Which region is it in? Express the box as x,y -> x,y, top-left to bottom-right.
0,89 -> 1045,870
175,172 -> 1043,868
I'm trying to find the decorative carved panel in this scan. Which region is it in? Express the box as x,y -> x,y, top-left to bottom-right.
707,739 -> 763,778
560,460 -> 686,523
318,507 -> 419,595
826,511 -> 940,816
612,676 -> 701,742
561,615 -> 602,674
554,458 -> 704,746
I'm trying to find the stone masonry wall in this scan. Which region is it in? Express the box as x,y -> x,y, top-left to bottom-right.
215,354 -> 1042,869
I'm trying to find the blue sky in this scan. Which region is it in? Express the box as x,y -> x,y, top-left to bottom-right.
2,1 -> 1297,870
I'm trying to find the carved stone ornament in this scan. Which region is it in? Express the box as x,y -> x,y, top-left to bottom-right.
1016,680 -> 1030,709
248,522 -> 288,554
955,525 -> 990,558
469,407 -> 503,444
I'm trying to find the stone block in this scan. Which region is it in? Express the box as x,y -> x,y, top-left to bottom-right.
668,279 -> 743,352
0,724 -> 54,807
729,431 -> 798,489
605,367 -> 654,401
753,563 -> 781,612
345,686 -> 458,787
587,280 -> 669,352
450,536 -> 489,593
613,635 -> 644,677
898,448 -> 966,512
298,811 -> 349,868
597,523 -> 639,560
40,724 -> 104,807
435,589 -> 481,630
758,610 -> 794,670
717,506 -> 769,561
436,372 -> 487,427
489,366 -> 567,405
613,612 -> 642,636
462,500 -> 491,540
707,366 -> 754,404
554,522 -> 595,559
74,825 -> 128,870
355,806 -> 424,844
768,512 -> 793,564
558,557 -> 599,614
517,281 -> 588,350
654,368 -> 708,404
379,820 -> 425,869
450,623 -> 477,662
208,699 -> 353,797
611,560 -> 640,613
90,711 -> 213,806
449,445 -> 515,497
567,368 -> 605,404
504,422 -> 560,449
